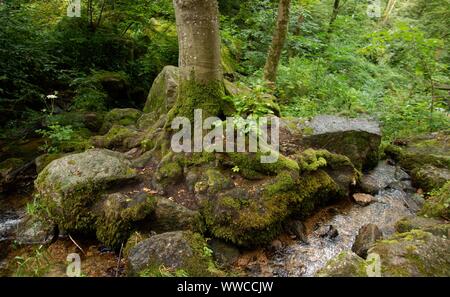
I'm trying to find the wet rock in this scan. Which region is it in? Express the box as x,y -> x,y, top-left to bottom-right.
127,231 -> 217,276
284,220 -> 308,244
316,251 -> 367,277
148,197 -> 205,233
316,225 -> 339,239
209,239 -> 240,268
352,224 -> 383,258
352,193 -> 375,207
360,161 -> 410,194
420,181 -> 450,220
301,115 -> 381,170
368,230 -> 450,276
396,216 -> 449,238
385,132 -> 450,192
34,149 -> 137,233
143,66 -> 179,118
100,108 -> 142,134
15,216 -> 57,246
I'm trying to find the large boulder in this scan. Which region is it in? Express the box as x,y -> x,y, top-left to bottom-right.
367,230 -> 450,276
127,231 -> 219,276
34,149 -> 137,233
385,132 -> 450,192
143,66 -> 179,117
300,115 -> 382,171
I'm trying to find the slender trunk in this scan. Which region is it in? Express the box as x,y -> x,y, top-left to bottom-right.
381,0 -> 397,25
264,0 -> 292,85
328,0 -> 340,32
172,0 -> 224,119
292,8 -> 304,36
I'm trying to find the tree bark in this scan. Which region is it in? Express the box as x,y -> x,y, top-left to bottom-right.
172,0 -> 224,119
328,0 -> 340,32
263,0 -> 292,85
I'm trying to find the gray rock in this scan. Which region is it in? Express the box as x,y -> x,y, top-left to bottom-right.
352,224 -> 383,258
316,251 -> 367,277
143,66 -> 179,117
360,161 -> 410,194
149,197 -> 204,233
34,149 -> 137,232
127,231 -> 215,276
302,115 -> 382,170
15,216 -> 57,246
316,225 -> 339,239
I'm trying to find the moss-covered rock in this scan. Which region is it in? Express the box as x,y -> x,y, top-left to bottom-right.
316,251 -> 368,277
202,168 -> 342,247
385,132 -> 450,192
100,108 -> 142,134
34,149 -> 137,233
147,197 -> 205,233
127,231 -> 221,277
95,193 -> 156,249
395,216 -> 450,238
368,230 -> 450,276
300,115 -> 382,171
143,66 -> 179,117
92,125 -> 143,150
420,182 -> 450,220
35,154 -> 66,174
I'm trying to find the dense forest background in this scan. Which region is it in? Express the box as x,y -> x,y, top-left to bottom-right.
0,0 -> 448,154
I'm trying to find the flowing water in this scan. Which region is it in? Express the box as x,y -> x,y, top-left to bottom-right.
240,162 -> 424,277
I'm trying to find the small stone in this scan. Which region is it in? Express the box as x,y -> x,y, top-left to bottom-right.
353,193 -> 374,206
317,225 -> 339,239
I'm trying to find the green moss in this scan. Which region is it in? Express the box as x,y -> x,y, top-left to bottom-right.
420,181 -> 450,219
96,194 -> 156,249
227,151 -> 299,180
202,168 -> 342,247
93,125 -> 140,149
167,79 -> 225,121
101,108 -> 142,133
156,159 -> 183,186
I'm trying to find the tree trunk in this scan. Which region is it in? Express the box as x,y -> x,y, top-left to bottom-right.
328,0 -> 340,32
172,0 -> 224,119
263,0 -> 292,85
381,0 -> 397,25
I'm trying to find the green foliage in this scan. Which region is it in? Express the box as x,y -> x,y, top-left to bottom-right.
14,245 -> 51,277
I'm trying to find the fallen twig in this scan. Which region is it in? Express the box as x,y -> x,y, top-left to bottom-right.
68,234 -> 85,255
